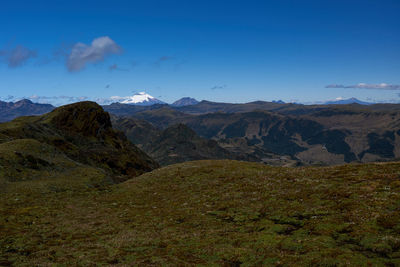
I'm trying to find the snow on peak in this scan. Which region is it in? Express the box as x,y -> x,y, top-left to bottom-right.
121,92 -> 155,104
118,92 -> 165,105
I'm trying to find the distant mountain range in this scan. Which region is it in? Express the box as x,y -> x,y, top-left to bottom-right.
110,102 -> 400,166
0,99 -> 54,122
0,95 -> 375,123
114,95 -> 375,107
111,92 -> 200,107
323,97 -> 373,105
2,96 -> 400,166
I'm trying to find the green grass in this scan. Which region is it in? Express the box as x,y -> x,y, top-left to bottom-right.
0,138 -> 111,194
1,160 -> 400,266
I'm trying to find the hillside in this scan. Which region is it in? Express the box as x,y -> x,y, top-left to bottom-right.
113,106 -> 400,166
140,123 -> 247,165
1,160 -> 400,265
0,101 -> 158,191
171,97 -> 199,107
112,116 -> 252,165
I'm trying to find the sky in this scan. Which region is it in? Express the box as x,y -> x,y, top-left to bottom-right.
0,0 -> 399,105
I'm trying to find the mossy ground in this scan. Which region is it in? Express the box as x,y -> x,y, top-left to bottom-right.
0,139 -> 112,194
1,160 -> 400,266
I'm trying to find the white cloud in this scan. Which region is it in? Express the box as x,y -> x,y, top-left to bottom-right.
211,84 -> 227,90
326,83 -> 400,90
95,95 -> 131,105
66,36 -> 122,72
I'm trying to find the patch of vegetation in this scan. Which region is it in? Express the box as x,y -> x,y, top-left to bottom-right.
1,160 -> 400,265
142,124 -> 239,165
222,119 -> 249,138
360,132 -> 395,159
262,123 -> 306,155
307,129 -> 356,162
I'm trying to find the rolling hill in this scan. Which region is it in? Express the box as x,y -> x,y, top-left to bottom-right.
1,160 -> 400,265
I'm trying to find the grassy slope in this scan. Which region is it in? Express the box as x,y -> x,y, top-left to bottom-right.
0,138 -> 112,193
1,160 -> 400,266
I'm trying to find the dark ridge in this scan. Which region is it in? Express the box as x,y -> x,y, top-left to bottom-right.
0,101 -> 159,179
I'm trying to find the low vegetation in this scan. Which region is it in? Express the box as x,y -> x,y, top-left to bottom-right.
1,160 -> 400,266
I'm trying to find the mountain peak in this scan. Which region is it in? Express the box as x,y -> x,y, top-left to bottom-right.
120,92 -> 165,106
324,97 -> 373,105
15,99 -> 33,105
171,97 -> 199,107
43,101 -> 112,137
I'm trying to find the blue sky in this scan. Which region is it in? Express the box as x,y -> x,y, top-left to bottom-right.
0,0 -> 399,105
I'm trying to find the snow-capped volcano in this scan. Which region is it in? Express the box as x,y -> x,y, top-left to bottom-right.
120,92 -> 165,106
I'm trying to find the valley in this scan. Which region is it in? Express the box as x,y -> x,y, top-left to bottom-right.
106,101 -> 400,166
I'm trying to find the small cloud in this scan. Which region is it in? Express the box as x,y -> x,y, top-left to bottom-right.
154,56 -> 174,67
0,45 -> 37,68
159,56 -> 174,62
174,59 -> 187,71
108,63 -> 128,71
109,64 -> 118,71
131,61 -> 138,68
30,95 -> 88,105
211,84 -> 227,90
95,95 -> 130,105
66,36 -> 122,72
326,83 -> 400,90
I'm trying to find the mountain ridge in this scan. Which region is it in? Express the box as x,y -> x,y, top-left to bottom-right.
171,97 -> 199,107
0,99 -> 54,122
323,97 -> 373,105
0,101 -> 158,186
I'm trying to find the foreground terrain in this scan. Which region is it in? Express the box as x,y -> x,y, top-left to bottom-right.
1,160 -> 400,266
